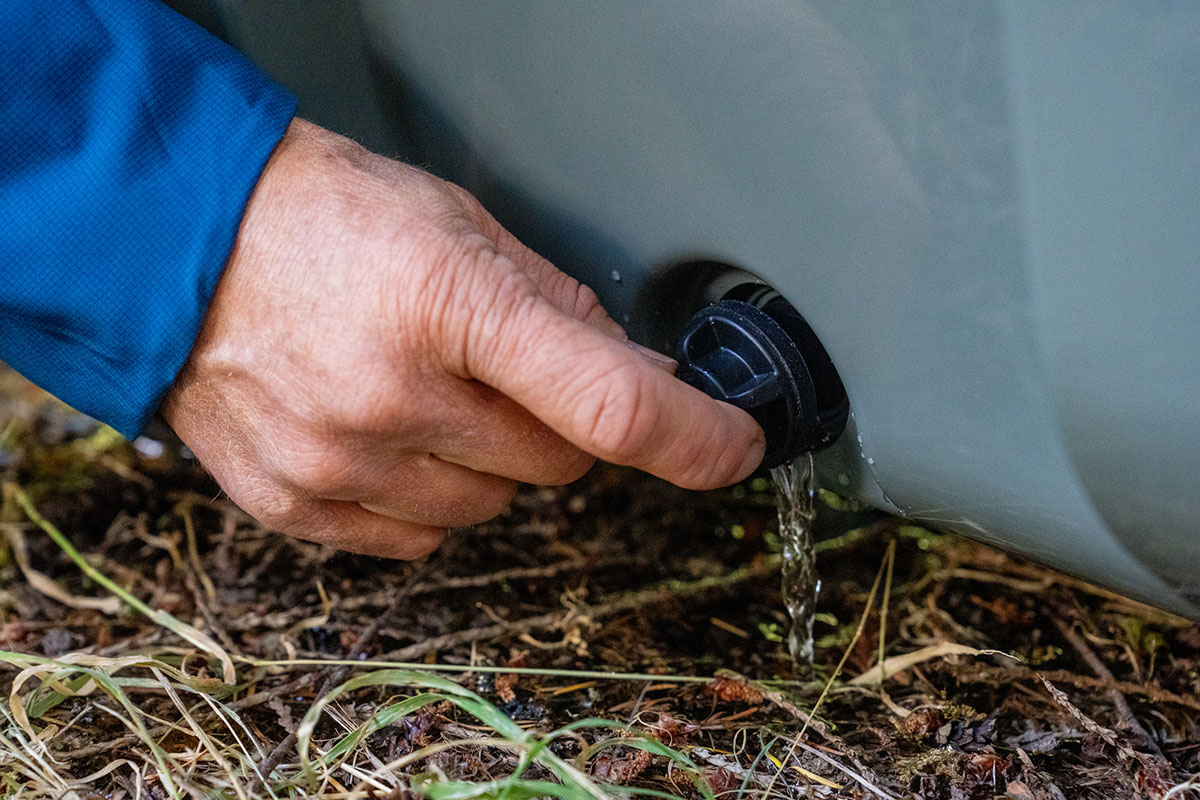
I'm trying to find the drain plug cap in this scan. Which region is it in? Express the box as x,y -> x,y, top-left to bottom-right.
676,298 -> 842,467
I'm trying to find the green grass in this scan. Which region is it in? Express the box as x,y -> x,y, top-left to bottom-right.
0,485 -> 739,800
0,646 -> 722,799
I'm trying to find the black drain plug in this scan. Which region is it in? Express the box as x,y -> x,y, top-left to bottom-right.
675,286 -> 848,468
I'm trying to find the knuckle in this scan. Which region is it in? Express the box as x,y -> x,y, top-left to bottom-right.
489,257 -> 542,308
479,479 -> 520,520
452,478 -> 519,526
402,226 -> 486,308
441,179 -> 483,214
338,390 -> 421,437
573,368 -> 660,460
569,281 -> 606,324
464,267 -> 544,374
539,270 -> 610,328
541,450 -> 596,486
277,448 -> 353,496
387,527 -> 448,560
241,485 -> 307,533
403,230 -> 546,382
439,181 -> 509,242
417,179 -> 493,243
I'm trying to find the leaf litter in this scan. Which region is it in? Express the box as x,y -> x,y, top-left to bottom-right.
0,367 -> 1198,799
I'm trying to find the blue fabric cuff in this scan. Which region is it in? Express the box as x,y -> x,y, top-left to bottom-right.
0,0 -> 297,436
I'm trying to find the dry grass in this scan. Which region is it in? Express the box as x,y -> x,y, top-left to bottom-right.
1,370 -> 1199,799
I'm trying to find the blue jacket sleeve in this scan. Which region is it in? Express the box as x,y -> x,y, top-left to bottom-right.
0,0 -> 296,437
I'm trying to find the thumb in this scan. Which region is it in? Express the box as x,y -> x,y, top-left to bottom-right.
467,292 -> 765,489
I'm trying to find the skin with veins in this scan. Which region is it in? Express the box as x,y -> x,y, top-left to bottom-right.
163,119 -> 764,559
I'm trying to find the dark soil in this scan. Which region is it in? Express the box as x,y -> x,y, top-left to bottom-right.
1,370 -> 1198,799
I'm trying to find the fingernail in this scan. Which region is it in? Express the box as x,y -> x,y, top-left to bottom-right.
627,340 -> 678,373
736,431 -> 767,480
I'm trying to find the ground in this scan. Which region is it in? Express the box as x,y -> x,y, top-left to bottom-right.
0,370 -> 1198,799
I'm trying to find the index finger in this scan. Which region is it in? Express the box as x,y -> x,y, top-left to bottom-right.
466,290 -> 766,489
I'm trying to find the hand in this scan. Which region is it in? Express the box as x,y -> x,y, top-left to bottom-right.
162,120 -> 765,559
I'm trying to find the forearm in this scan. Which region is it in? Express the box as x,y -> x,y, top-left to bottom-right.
0,0 -> 295,436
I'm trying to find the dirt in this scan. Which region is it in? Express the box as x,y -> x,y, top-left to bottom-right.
1,371 -> 1198,799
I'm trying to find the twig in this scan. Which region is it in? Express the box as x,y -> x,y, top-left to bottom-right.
788,737 -> 899,800
953,664 -> 1200,714
94,453 -> 155,489
757,686 -> 832,739
1054,616 -> 1164,757
378,558 -> 780,662
247,658 -> 745,685
176,499 -> 218,605
229,672 -> 319,713
687,747 -> 776,790
250,564 -> 430,787
222,557 -> 638,632
409,557 -> 639,597
1036,676 -> 1137,762
938,564 -> 1190,627
56,672 -> 318,761
133,514 -> 239,656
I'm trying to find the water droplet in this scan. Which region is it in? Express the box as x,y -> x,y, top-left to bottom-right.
611,270 -> 622,282
867,457 -> 875,465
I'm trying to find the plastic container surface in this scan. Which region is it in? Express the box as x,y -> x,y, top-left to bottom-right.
206,2 -> 1200,618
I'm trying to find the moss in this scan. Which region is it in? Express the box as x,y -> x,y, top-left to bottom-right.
898,747 -> 963,782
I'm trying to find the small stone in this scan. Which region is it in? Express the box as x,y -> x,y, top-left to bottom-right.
41,628 -> 81,656
1004,781 -> 1037,800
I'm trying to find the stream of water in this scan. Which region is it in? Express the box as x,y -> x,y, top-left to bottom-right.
771,453 -> 818,666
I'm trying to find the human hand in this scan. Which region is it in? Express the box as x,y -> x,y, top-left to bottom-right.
162,120 -> 765,558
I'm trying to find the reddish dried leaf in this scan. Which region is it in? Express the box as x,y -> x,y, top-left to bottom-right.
644,712 -> 699,746
702,766 -> 741,796
1135,756 -> 1177,800
966,751 -> 1013,781
976,595 -> 1035,626
495,673 -> 517,704
898,708 -> 946,740
704,677 -> 764,704
591,748 -> 654,784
